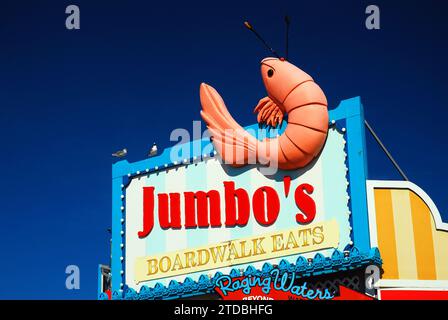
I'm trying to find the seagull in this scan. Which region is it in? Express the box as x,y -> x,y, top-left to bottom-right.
112,148 -> 127,158
148,143 -> 157,157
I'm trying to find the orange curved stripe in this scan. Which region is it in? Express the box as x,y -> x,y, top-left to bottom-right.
409,192 -> 437,280
374,189 -> 399,279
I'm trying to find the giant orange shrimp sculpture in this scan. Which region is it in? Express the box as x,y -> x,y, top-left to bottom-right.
200,57 -> 328,170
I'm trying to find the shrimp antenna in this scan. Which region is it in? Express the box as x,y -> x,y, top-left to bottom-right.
244,21 -> 280,58
284,15 -> 290,60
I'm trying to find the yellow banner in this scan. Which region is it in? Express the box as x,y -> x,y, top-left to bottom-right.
135,220 -> 339,283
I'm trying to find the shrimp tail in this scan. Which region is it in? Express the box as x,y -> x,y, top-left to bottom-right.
200,83 -> 258,165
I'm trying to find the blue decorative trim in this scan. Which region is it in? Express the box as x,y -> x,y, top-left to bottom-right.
329,97 -> 370,253
111,177 -> 125,293
97,264 -> 102,299
112,247 -> 381,300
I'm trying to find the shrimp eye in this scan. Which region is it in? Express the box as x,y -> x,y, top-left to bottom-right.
267,69 -> 274,78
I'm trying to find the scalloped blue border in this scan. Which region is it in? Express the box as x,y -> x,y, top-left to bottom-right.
101,247 -> 381,300
104,96 -> 371,299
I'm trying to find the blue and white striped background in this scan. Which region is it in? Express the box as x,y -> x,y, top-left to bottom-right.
125,128 -> 350,290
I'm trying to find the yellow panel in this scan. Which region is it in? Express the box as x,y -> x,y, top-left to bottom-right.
374,189 -> 398,279
391,190 -> 418,279
430,217 -> 448,279
134,221 -> 340,283
409,192 -> 437,279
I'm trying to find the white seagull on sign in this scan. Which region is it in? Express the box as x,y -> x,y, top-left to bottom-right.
112,148 -> 127,158
148,143 -> 157,157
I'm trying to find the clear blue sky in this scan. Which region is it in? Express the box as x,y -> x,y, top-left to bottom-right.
0,0 -> 447,299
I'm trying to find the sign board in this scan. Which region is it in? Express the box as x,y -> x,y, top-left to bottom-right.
102,97 -> 447,300
105,97 -> 373,298
124,127 -> 351,290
